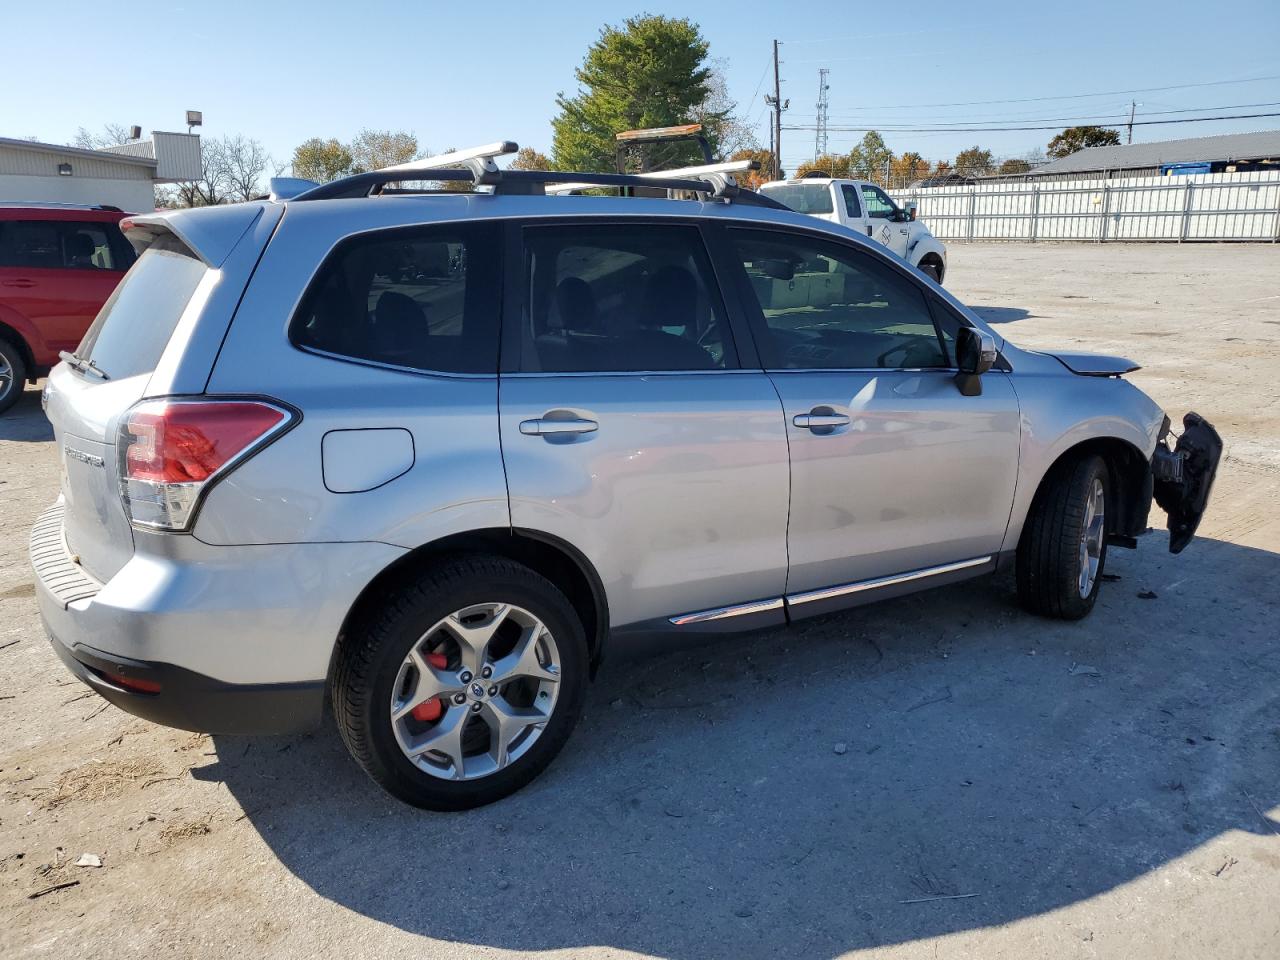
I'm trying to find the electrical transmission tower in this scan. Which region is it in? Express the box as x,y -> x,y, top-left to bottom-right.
814,68 -> 830,160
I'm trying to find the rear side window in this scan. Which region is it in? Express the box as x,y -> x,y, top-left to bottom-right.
77,235 -> 207,380
291,223 -> 500,374
0,219 -> 131,270
758,183 -> 834,215
520,223 -> 735,373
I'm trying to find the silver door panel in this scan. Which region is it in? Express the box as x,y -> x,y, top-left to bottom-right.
500,372 -> 790,629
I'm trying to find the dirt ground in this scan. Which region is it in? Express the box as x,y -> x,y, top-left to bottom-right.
1,242 -> 1278,960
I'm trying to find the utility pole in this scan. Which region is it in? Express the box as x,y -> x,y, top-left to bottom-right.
763,40 -> 789,180
1126,100 -> 1136,144
814,68 -> 830,162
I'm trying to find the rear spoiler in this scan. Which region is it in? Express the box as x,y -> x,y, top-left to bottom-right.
120,203 -> 267,268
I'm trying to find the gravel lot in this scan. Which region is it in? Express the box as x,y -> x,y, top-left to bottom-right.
2,242 -> 1278,959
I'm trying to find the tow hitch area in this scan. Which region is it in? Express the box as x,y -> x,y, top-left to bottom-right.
1152,412 -> 1222,554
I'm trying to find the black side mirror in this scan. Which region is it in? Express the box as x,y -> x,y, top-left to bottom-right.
954,327 -> 997,396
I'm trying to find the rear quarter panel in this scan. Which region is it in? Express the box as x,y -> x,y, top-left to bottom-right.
197,198 -> 510,550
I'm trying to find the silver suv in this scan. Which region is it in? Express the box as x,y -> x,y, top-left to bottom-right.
31,145 -> 1220,810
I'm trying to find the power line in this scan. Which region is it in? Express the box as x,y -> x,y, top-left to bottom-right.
805,99 -> 1280,126
839,74 -> 1280,111
783,109 -> 1280,134
785,100 -> 1280,130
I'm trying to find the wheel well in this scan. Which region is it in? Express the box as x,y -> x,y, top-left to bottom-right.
330,528 -> 609,688
918,252 -> 944,280
0,322 -> 34,374
1026,438 -> 1152,542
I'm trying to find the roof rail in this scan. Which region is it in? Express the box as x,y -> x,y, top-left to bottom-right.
290,153 -> 788,210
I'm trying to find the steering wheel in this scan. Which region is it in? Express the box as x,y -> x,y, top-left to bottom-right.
876,335 -> 940,369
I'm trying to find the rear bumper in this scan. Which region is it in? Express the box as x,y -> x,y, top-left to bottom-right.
30,500 -> 406,735
47,631 -> 324,735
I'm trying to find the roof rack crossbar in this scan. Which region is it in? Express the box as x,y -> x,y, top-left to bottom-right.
378,141 -> 518,174
291,153 -> 789,210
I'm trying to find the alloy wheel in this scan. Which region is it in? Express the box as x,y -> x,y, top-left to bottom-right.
1078,477 -> 1106,598
390,602 -> 561,781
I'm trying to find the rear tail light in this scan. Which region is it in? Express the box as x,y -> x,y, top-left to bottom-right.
117,398 -> 295,531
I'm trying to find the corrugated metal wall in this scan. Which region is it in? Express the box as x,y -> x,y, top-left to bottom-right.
0,144 -> 153,181
890,170 -> 1280,242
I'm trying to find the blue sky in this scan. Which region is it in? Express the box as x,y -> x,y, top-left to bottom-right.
5,0 -> 1279,173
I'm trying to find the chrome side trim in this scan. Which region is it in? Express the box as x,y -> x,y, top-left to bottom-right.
786,556 -> 993,607
669,597 -> 784,626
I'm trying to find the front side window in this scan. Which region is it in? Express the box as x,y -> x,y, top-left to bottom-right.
860,184 -> 898,219
729,228 -> 949,370
291,223 -> 499,374
520,224 -> 734,373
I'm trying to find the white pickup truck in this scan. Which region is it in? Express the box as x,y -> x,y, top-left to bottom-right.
758,174 -> 948,283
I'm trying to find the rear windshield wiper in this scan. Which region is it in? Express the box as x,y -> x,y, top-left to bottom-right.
58,350 -> 110,381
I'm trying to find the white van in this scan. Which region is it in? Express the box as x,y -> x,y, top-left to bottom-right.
759,175 -> 948,283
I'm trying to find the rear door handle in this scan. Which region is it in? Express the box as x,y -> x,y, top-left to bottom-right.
519,417 -> 598,436
793,412 -> 850,430
2,279 -> 36,288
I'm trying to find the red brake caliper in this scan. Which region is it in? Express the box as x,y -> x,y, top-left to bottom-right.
411,653 -> 449,723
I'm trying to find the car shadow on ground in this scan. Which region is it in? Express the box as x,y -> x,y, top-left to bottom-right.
0,387 -> 52,442
971,306 -> 1036,324
205,535 -> 1280,958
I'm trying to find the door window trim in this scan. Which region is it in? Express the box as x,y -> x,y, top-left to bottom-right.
500,217 -> 752,376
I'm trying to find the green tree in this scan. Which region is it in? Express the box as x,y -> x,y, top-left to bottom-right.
508,146 -> 552,170
998,157 -> 1032,175
349,129 -> 420,172
796,153 -> 851,179
1047,125 -> 1121,160
848,131 -> 894,185
552,15 -> 719,171
954,146 -> 995,176
293,138 -> 354,183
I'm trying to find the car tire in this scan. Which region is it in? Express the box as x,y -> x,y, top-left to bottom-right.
919,260 -> 943,284
0,339 -> 27,415
333,554 -> 588,810
1016,454 -> 1110,620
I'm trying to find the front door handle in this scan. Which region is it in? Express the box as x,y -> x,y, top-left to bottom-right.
519,416 -> 598,436
865,226 -> 874,237
1,279 -> 36,288
793,412 -> 850,431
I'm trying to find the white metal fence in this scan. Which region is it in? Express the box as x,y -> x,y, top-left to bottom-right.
889,171 -> 1280,242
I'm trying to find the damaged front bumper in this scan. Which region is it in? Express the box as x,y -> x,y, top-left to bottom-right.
1151,412 -> 1223,554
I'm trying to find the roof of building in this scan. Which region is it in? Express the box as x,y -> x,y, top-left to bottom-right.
1035,129 -> 1280,174
0,136 -> 157,168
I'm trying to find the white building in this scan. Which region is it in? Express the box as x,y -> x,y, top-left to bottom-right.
0,132 -> 202,211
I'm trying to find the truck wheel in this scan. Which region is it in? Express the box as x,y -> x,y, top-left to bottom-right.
333,555 -> 588,810
919,260 -> 943,284
1016,454 -> 1109,620
0,339 -> 26,415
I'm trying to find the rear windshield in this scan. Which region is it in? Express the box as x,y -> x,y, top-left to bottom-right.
77,235 -> 206,380
759,183 -> 835,215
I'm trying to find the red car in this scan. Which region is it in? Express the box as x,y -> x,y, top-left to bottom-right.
0,203 -> 135,413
